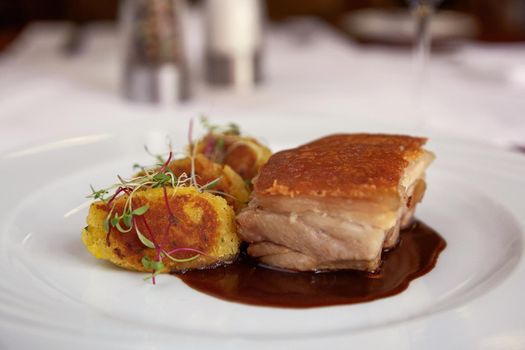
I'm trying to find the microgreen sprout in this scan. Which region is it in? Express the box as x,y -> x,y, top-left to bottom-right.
200,116 -> 240,136
144,145 -> 168,166
88,185 -> 110,202
200,177 -> 221,191
141,256 -> 165,283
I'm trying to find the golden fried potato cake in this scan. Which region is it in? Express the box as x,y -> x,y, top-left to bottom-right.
195,133 -> 272,182
82,187 -> 240,273
166,154 -> 250,212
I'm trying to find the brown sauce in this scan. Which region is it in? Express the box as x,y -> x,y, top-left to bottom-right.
176,220 -> 446,308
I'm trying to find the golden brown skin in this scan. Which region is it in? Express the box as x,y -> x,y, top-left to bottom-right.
195,133 -> 272,182
82,187 -> 240,273
254,134 -> 428,200
167,155 -> 250,212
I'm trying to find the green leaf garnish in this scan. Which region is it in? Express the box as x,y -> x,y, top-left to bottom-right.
88,185 -> 109,202
103,218 -> 110,233
141,256 -> 164,272
111,215 -> 119,227
151,171 -> 176,188
136,226 -> 156,249
115,220 -> 132,233
226,122 -> 240,135
123,213 -> 132,227
132,205 -> 149,216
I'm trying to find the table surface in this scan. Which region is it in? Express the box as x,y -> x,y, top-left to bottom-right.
0,14 -> 524,153
0,14 -> 525,350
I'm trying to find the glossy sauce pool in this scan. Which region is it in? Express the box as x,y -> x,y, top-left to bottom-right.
176,220 -> 446,308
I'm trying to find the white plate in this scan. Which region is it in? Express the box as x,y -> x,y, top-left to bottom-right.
0,117 -> 524,350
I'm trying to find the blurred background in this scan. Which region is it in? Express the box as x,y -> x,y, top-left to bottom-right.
2,0 -> 525,45
0,0 -> 524,150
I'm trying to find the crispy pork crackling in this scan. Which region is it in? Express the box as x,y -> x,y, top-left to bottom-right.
236,134 -> 434,272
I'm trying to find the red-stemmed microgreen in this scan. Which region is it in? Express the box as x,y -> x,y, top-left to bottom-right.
144,143 -> 172,167
141,256 -> 164,283
204,135 -> 227,163
198,117 -> 239,163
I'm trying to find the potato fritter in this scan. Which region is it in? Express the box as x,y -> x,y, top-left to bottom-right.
82,187 -> 240,273
195,133 -> 272,182
166,154 -> 250,212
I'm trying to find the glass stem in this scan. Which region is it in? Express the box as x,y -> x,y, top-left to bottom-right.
410,2 -> 434,125
412,2 -> 434,88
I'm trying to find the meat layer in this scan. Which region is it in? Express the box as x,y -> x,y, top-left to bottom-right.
237,133 -> 434,272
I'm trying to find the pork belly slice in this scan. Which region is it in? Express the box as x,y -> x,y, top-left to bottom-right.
236,133 -> 434,272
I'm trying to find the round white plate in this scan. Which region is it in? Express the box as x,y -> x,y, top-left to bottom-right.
0,117 -> 524,350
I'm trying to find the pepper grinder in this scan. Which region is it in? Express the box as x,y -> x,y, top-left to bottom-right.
120,0 -> 191,104
204,0 -> 264,90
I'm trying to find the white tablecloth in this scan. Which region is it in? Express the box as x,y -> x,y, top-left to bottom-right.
0,14 -> 524,153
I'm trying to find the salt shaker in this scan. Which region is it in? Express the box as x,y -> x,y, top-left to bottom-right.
120,0 -> 191,104
204,0 -> 264,90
